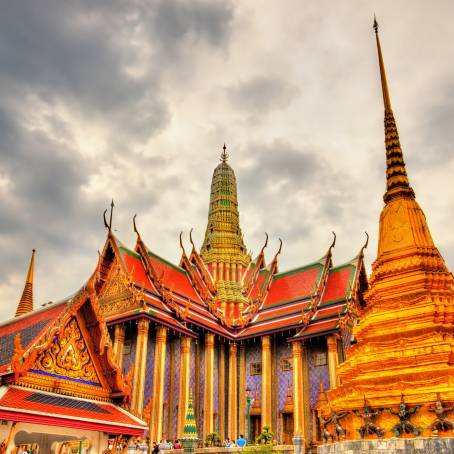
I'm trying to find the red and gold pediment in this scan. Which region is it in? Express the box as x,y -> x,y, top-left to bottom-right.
32,317 -> 100,385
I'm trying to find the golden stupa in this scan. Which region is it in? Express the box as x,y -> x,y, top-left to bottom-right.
320,19 -> 454,439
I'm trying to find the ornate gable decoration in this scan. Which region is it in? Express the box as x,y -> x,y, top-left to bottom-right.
32,317 -> 100,385
99,262 -> 142,317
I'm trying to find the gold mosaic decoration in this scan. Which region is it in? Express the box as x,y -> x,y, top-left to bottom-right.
34,317 -> 100,384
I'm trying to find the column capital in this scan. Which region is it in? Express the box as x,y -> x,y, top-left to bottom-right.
327,334 -> 337,352
261,335 -> 271,350
205,332 -> 215,348
292,340 -> 302,357
181,335 -> 191,353
156,325 -> 168,343
229,342 -> 238,354
137,318 -> 150,335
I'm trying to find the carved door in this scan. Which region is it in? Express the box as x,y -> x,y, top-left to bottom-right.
250,415 -> 262,443
282,413 -> 294,444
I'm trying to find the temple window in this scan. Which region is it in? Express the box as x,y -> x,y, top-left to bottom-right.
250,362 -> 262,375
313,351 -> 327,367
280,357 -> 293,371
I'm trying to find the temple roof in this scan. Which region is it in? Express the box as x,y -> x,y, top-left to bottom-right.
0,301 -> 67,376
96,228 -> 367,340
0,386 -> 146,435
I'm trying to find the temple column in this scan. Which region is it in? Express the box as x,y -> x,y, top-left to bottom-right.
112,323 -> 125,369
228,342 -> 238,439
131,318 -> 149,415
219,343 -> 226,439
261,336 -> 272,429
238,344 -> 246,437
203,333 -> 215,437
327,335 -> 338,389
178,336 -> 192,438
150,326 -> 167,443
292,341 -> 305,436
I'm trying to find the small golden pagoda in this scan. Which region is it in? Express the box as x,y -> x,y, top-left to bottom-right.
323,19 -> 454,438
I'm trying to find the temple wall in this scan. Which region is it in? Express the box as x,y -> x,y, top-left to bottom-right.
122,325 -> 137,376
245,342 -> 262,399
143,330 -> 156,405
308,343 -> 329,408
197,338 -> 205,439
276,341 -> 293,443
171,337 -> 181,440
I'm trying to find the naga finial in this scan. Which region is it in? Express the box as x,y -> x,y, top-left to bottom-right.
103,209 -> 109,230
277,238 -> 283,256
133,214 -> 139,236
189,228 -> 196,249
330,231 -> 337,250
179,231 -> 186,255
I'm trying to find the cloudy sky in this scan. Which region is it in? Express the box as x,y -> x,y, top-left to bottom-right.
1,1 -> 453,320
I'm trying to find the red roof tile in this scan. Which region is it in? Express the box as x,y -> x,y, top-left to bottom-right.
0,302 -> 67,374
320,265 -> 355,305
264,264 -> 323,308
147,252 -> 201,302
0,386 -> 146,435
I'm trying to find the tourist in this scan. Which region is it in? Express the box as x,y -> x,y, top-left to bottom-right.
174,439 -> 182,449
223,437 -> 233,447
152,442 -> 159,454
235,435 -> 247,449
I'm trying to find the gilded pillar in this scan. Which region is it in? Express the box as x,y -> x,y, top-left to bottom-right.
261,336 -> 272,429
238,344 -> 246,437
112,323 -> 125,370
178,336 -> 192,438
326,335 -> 338,389
302,344 -> 311,443
292,341 -> 304,436
167,340 -> 176,440
219,343 -> 226,438
228,342 -> 238,439
150,326 -> 167,442
132,318 -> 149,415
203,333 -> 215,437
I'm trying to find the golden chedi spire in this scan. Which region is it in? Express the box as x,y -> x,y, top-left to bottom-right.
200,145 -> 251,325
322,19 -> 454,441
15,249 -> 36,317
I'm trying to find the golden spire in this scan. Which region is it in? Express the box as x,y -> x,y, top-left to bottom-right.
200,144 -> 250,269
15,249 -> 35,317
374,17 -> 415,203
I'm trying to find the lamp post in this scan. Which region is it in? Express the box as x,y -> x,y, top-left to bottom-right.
246,386 -> 252,444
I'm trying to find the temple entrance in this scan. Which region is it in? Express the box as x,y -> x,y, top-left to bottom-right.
281,412 -> 294,444
250,415 -> 262,442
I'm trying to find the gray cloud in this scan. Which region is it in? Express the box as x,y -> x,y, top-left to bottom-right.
227,77 -> 298,114
0,1 -> 453,321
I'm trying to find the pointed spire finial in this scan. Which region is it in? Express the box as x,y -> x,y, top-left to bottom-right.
15,249 -> 36,317
373,20 -> 415,203
109,199 -> 114,230
373,16 -> 391,111
220,143 -> 228,163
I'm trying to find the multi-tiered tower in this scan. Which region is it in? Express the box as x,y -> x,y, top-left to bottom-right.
200,145 -> 251,321
321,20 -> 454,442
